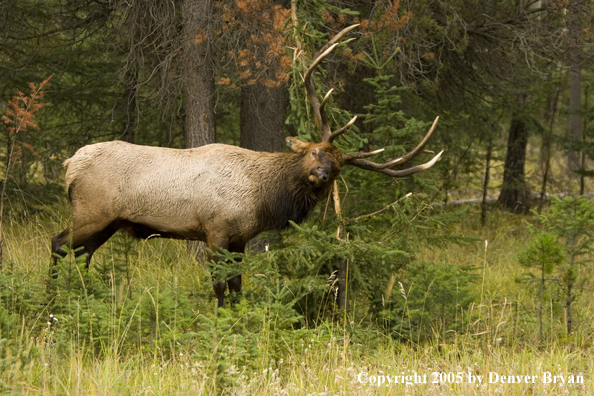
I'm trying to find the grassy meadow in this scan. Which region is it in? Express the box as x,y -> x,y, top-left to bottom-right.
0,199 -> 593,395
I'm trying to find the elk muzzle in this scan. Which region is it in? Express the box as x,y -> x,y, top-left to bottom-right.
309,166 -> 329,185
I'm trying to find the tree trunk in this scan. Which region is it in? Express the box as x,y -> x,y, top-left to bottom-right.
182,0 -> 215,259
567,66 -> 582,176
566,235 -> 576,335
567,0 -> 582,178
182,0 -> 216,148
566,280 -> 573,334
239,81 -> 287,254
539,83 -> 560,212
580,86 -> 589,195
538,263 -> 545,344
480,133 -> 493,226
239,0 -> 290,152
240,82 -> 287,152
119,66 -> 138,143
498,115 -> 530,213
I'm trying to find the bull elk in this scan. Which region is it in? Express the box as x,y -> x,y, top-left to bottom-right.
50,25 -> 443,307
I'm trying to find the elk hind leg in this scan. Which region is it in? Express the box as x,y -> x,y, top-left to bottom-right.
50,221 -> 116,278
79,224 -> 118,267
50,229 -> 71,279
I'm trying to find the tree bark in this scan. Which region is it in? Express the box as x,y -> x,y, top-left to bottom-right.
239,0 -> 289,152
182,0 -> 216,148
566,0 -> 582,177
566,235 -> 576,335
182,0 -> 215,259
240,82 -> 287,152
566,279 -> 573,334
567,66 -> 582,176
498,115 -> 530,213
539,83 -> 560,212
539,260 -> 545,343
119,66 -> 138,143
580,86 -> 589,195
481,133 -> 493,226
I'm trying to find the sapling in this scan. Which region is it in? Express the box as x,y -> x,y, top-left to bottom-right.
517,229 -> 564,342
520,196 -> 594,337
535,196 -> 594,334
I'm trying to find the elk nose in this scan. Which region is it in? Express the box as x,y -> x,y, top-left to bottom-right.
315,167 -> 329,182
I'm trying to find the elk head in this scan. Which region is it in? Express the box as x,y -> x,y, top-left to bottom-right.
300,24 -> 443,181
285,137 -> 344,187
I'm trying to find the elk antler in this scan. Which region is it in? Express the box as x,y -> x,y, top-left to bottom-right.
305,25 -> 443,177
343,117 -> 443,178
304,24 -> 359,143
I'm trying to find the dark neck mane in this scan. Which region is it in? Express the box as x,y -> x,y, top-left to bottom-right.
257,154 -> 330,231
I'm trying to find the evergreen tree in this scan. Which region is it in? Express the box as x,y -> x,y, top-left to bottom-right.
517,229 -> 564,342
536,196 -> 594,334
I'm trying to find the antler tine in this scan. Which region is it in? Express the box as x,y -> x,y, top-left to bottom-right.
343,117 -> 442,177
303,24 -> 359,142
348,151 -> 444,178
343,148 -> 385,160
391,116 -> 440,165
343,116 -> 439,166
326,24 -> 359,47
327,115 -> 357,143
320,89 -> 334,115
303,44 -> 337,138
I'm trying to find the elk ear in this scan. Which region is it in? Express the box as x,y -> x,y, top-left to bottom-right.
286,137 -> 310,154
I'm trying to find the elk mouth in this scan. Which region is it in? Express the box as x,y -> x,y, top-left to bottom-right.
308,167 -> 330,187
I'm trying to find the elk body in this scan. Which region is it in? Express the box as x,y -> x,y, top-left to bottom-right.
50,25 -> 442,307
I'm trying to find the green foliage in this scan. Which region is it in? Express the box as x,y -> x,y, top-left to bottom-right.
352,74 -> 443,197
362,75 -> 422,149
517,228 -> 565,341
223,189 -> 472,331
521,196 -> 594,335
517,230 -> 564,275
0,262 -> 45,335
3,204 -> 594,393
191,295 -> 317,384
282,15 -> 468,331
48,245 -> 198,356
382,261 -> 478,343
0,264 -> 42,383
536,196 -> 594,255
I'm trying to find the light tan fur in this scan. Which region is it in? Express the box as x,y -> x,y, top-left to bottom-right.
65,141 -> 264,241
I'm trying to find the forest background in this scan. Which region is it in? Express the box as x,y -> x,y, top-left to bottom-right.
1,0 -> 594,394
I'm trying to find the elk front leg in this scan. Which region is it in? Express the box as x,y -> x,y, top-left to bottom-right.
207,235 -> 245,308
207,236 -> 230,308
211,263 -> 243,308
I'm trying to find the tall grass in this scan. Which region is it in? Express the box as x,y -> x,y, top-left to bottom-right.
1,205 -> 593,395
